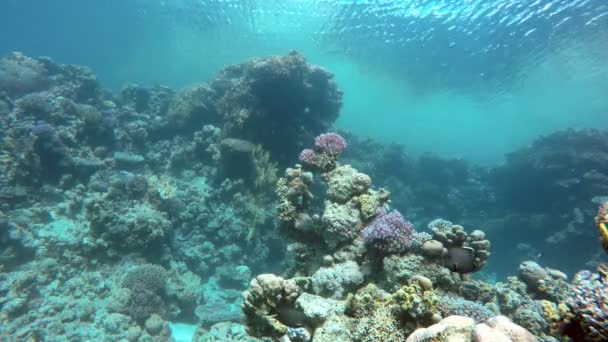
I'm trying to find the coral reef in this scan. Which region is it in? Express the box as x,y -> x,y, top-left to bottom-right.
0,51 -> 338,341
361,209 -> 414,254
545,264 -> 608,341
437,295 -> 495,323
242,132 -> 547,341
1,50 -> 605,342
241,274 -> 301,337
429,220 -> 491,273
210,51 -> 343,164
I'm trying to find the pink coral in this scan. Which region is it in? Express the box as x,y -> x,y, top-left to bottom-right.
314,132 -> 346,156
361,209 -> 414,253
298,148 -> 317,165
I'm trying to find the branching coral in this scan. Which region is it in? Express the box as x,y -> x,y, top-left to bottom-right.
557,264 -> 608,341
121,264 -> 168,322
299,133 -> 347,172
361,209 -> 414,254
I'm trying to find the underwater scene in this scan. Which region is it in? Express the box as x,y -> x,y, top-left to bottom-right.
1,0 -> 608,341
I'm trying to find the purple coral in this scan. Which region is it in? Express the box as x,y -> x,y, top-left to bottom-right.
298,133 -> 346,171
314,132 -> 346,156
298,148 -> 317,165
361,209 -> 414,253
562,265 -> 608,341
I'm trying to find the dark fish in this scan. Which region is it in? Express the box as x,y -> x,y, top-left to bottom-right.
444,246 -> 475,274
277,305 -> 307,327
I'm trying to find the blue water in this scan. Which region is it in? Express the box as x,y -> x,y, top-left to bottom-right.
2,1 -> 608,340
2,0 -> 607,164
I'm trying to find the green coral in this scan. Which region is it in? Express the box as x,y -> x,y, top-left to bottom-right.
347,282 -> 439,340
355,188 -> 390,221
392,283 -> 439,320
346,283 -> 389,318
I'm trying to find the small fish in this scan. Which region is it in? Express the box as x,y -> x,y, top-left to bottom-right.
444,246 -> 475,274
596,203 -> 608,254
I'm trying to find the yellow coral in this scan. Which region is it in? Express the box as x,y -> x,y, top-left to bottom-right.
356,189 -> 390,221
541,300 -> 572,335
346,283 -> 389,318
393,283 -> 439,319
357,194 -> 377,220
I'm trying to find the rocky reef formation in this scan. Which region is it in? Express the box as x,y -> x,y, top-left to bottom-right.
340,127 -> 608,277
165,51 -> 342,164
0,51 -> 341,341
241,132 -> 583,341
488,129 -> 608,273
1,51 -> 607,342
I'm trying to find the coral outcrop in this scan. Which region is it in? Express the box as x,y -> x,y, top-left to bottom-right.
1,50 -> 603,342
0,51 -> 340,340
242,133 -> 539,341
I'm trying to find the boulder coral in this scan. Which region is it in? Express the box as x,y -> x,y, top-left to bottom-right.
241,274 -> 301,337
406,315 -> 536,342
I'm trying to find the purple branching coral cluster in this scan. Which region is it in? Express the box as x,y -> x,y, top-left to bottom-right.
562,265 -> 608,341
298,148 -> 317,165
298,132 -> 346,171
361,209 -> 414,254
314,132 -> 346,156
